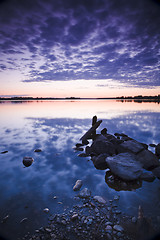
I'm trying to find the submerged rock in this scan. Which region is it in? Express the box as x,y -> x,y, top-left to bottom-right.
140,171 -> 155,182
106,153 -> 143,181
78,188 -> 91,199
23,157 -> 34,167
73,180 -> 83,191
93,196 -> 106,204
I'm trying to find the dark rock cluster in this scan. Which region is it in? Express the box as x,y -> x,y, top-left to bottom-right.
75,116 -> 160,187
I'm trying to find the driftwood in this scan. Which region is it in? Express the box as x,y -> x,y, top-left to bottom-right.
80,118 -> 102,144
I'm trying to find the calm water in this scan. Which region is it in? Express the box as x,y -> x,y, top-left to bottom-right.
0,100 -> 160,239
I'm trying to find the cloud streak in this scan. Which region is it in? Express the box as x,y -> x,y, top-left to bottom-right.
0,0 -> 160,88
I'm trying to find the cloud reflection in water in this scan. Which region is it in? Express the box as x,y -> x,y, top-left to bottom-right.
0,101 -> 160,239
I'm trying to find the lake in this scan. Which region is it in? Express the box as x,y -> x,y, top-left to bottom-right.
0,100 -> 160,239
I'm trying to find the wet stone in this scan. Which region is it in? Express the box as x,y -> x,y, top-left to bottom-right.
43,208 -> 49,213
93,196 -> 106,204
73,180 -> 83,191
78,188 -> 91,198
113,225 -> 124,232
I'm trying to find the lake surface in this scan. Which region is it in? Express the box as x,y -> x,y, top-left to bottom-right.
0,100 -> 160,239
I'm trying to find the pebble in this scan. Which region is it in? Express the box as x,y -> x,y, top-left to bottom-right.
20,218 -> 28,224
78,188 -> 91,198
45,228 -> 51,233
23,157 -> 34,167
114,195 -> 120,201
95,208 -> 99,213
34,149 -> 42,152
73,180 -> 83,191
105,221 -> 113,226
43,208 -> 49,213
132,216 -> 137,223
1,151 -> 8,154
93,196 -> 106,204
106,233 -> 112,240
1,215 -> 9,223
105,225 -> 112,231
113,225 -> 124,232
71,214 -> 78,221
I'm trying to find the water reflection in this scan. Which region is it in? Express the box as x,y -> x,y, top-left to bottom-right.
0,100 -> 160,240
105,170 -> 143,191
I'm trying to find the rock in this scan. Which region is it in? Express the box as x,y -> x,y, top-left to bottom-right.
152,166 -> 160,179
92,154 -> 109,170
132,217 -> 137,223
1,150 -> 8,154
34,149 -> 42,152
73,180 -> 83,191
93,196 -> 106,204
141,143 -> 148,150
1,215 -> 9,223
105,225 -> 112,231
101,128 -> 107,135
90,139 -> 116,156
23,157 -> 34,167
71,214 -> 78,221
78,188 -> 91,198
149,143 -> 156,148
80,119 -> 102,144
43,208 -> 49,213
113,225 -> 124,232
155,143 -> 160,157
20,218 -> 28,224
136,149 -> 159,170
105,134 -> 119,145
140,171 -> 155,182
76,143 -> 84,147
114,195 -> 120,201
73,147 -> 84,151
105,153 -> 143,181
120,140 -> 144,154
85,146 -> 91,155
78,153 -> 88,157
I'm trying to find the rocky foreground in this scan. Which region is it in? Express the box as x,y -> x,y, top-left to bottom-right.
21,116 -> 160,240
21,185 -> 160,240
75,116 -> 160,189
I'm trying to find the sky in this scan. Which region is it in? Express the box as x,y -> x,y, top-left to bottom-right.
0,0 -> 160,98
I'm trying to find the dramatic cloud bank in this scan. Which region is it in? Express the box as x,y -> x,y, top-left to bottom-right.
0,0 -> 160,88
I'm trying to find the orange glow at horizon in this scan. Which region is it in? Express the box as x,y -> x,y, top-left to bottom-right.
0,79 -> 160,98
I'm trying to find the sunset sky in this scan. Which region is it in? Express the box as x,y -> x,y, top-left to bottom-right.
0,0 -> 160,98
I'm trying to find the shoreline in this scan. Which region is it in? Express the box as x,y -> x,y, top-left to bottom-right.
20,186 -> 160,240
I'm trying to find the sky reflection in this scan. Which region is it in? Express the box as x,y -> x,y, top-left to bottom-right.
0,100 -> 160,239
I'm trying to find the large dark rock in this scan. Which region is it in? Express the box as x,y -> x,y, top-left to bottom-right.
92,153 -> 109,170
136,149 -> 159,170
120,140 -> 145,154
90,139 -> 116,156
152,166 -> 160,179
105,152 -> 143,181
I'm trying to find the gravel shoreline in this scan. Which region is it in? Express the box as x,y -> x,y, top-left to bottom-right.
21,188 -> 160,240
